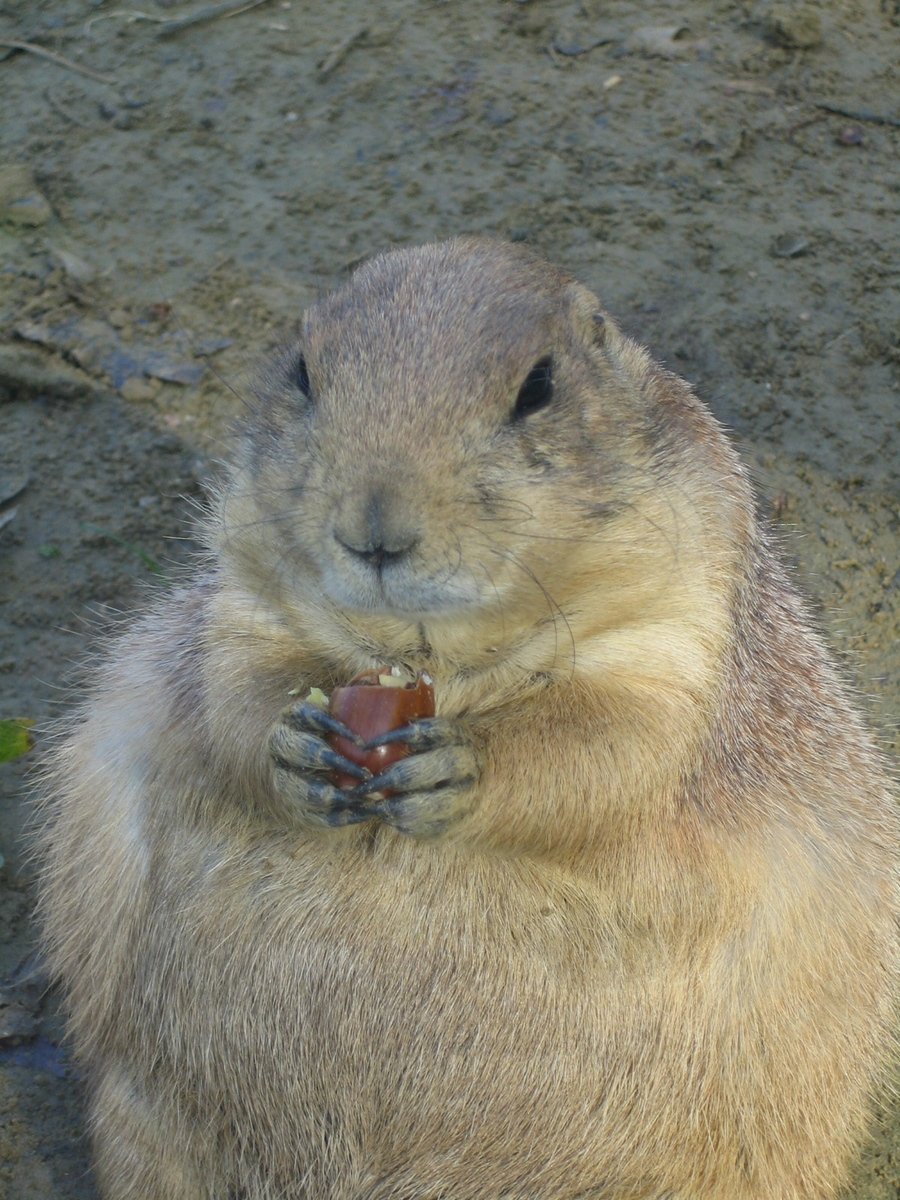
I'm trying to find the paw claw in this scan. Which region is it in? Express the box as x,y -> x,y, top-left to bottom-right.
271,767 -> 375,827
363,717 -> 445,752
286,702 -> 366,748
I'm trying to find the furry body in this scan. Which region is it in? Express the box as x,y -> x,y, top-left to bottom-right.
38,240 -> 897,1199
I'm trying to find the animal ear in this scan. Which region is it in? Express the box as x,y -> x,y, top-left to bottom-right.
564,281 -> 609,348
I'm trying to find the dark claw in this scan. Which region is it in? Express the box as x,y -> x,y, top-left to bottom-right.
362,725 -> 416,751
352,755 -> 473,800
271,749 -> 370,784
370,794 -> 462,838
363,718 -> 443,752
269,714 -> 370,783
285,701 -> 365,748
320,748 -> 370,782
299,778 -> 374,826
271,766 -> 376,826
351,773 -> 392,799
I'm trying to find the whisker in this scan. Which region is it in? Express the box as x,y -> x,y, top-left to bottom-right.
166,308 -> 263,423
475,523 -> 600,546
476,557 -> 507,650
472,531 -> 577,678
435,531 -> 465,589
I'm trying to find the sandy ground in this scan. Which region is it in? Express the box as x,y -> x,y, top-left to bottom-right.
0,0 -> 897,1195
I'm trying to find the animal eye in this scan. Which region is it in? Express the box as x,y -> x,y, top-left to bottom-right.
512,357 -> 553,420
295,354 -> 311,399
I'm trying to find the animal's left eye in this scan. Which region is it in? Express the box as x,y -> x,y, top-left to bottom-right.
512,357 -> 554,420
295,354 -> 311,399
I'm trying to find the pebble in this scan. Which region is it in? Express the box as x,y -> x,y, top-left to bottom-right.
837,126 -> 864,146
771,233 -> 810,258
54,247 -> 97,284
120,376 -> 159,403
762,5 -> 823,50
0,164 -> 52,228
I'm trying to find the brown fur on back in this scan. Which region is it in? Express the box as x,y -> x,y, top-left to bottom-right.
36,238 -> 897,1199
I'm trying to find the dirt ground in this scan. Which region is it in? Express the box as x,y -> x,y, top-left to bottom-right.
0,0 -> 897,1196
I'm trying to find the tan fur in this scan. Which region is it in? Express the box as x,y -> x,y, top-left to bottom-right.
36,239 -> 897,1199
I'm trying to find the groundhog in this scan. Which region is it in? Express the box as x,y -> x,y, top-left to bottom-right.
36,238 -> 897,1200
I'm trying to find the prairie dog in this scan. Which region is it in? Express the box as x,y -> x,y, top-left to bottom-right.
37,238 -> 897,1199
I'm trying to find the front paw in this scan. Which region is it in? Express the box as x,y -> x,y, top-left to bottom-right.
352,717 -> 480,837
269,701 -> 374,828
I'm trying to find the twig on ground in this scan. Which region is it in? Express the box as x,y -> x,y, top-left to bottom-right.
156,0 -> 277,39
85,0 -> 275,38
814,101 -> 900,128
0,39 -> 116,84
85,9 -> 170,34
316,27 -> 368,79
550,35 -> 617,58
723,79 -> 776,97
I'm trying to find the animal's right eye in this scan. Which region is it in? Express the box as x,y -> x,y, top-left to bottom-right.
295,354 -> 311,399
512,356 -> 554,421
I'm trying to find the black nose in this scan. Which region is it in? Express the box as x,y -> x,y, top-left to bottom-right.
333,489 -> 420,571
336,536 -> 416,570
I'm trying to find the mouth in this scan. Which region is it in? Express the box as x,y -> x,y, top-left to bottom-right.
319,561 -> 484,619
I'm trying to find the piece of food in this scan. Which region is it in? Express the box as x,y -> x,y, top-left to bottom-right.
326,666 -> 435,788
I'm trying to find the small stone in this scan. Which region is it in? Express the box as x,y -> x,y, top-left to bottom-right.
624,24 -> 693,59
71,343 -> 102,373
771,233 -> 810,258
13,320 -> 53,346
108,307 -> 131,329
0,164 -> 52,227
0,473 -> 29,507
0,1003 -> 38,1045
54,247 -> 97,283
7,193 -> 53,226
147,301 -> 172,323
120,376 -> 158,403
837,126 -> 864,146
484,102 -> 516,127
762,5 -> 823,50
146,360 -> 205,386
